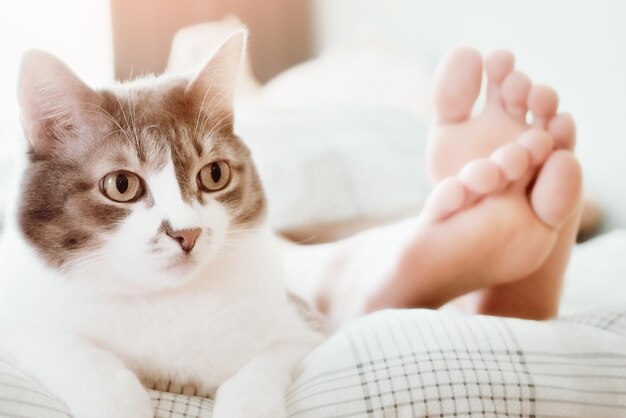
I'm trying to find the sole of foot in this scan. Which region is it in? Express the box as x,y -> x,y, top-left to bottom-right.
368,48 -> 582,319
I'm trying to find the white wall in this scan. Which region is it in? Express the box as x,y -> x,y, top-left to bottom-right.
314,0 -> 626,230
0,0 -> 114,155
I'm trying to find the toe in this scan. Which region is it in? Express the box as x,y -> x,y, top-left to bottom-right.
548,112 -> 576,150
490,142 -> 530,181
501,71 -> 531,122
518,129 -> 554,165
485,49 -> 515,106
528,84 -> 559,128
459,158 -> 502,195
422,177 -> 466,222
431,47 -> 483,123
530,150 -> 582,229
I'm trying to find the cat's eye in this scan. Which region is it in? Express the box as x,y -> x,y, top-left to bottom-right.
100,171 -> 143,203
198,161 -> 231,192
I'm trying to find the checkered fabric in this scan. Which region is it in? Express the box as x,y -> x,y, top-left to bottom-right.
288,308 -> 626,418
1,307 -> 625,418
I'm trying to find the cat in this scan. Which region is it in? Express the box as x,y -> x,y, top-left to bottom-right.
0,30 -> 323,418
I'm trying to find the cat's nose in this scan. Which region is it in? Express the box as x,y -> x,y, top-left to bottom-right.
167,228 -> 201,253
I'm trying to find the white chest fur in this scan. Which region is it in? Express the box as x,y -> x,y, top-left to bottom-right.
0,225 -> 290,395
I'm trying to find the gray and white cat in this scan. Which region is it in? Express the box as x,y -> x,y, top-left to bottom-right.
0,30 -> 322,418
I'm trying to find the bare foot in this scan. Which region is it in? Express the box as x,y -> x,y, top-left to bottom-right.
297,49 -> 582,328
424,48 -> 583,319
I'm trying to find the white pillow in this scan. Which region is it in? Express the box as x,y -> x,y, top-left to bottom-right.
236,104 -> 431,239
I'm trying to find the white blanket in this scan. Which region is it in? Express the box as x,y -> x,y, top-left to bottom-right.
2,304 -> 625,417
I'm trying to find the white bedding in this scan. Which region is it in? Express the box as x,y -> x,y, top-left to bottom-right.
562,230 -> 626,315
2,305 -> 625,417
235,105 -> 430,236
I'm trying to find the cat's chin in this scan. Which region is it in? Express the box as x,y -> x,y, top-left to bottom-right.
112,271 -> 201,296
95,260 -> 206,296
163,256 -> 200,278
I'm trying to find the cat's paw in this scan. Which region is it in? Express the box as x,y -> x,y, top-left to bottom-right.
68,368 -> 153,418
213,376 -> 286,418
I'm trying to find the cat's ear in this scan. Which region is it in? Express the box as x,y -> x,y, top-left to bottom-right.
186,29 -> 247,118
17,50 -> 102,154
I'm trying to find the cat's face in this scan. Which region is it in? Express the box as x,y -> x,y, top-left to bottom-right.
16,32 -> 265,292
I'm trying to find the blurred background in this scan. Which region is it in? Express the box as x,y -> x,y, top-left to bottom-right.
0,0 -> 625,233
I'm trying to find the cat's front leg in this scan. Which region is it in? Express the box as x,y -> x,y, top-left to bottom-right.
0,327 -> 153,418
213,330 -> 321,418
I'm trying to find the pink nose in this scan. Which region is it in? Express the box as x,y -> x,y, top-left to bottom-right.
167,228 -> 201,253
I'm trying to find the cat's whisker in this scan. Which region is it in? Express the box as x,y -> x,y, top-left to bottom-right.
64,248 -> 107,266
204,87 -> 228,117
104,129 -> 127,140
127,82 -> 143,155
129,93 -> 139,144
221,234 -> 255,246
222,237 -> 250,243
220,239 -> 259,252
80,103 -> 126,135
80,102 -> 134,145
113,93 -> 140,152
56,251 -> 100,273
216,248 -> 247,265
127,91 -> 142,153
45,121 -> 72,143
196,93 -> 218,137
198,87 -> 223,131
57,249 -> 108,277
199,93 -> 229,137
222,235 -> 253,245
194,83 -> 214,135
226,228 -> 262,236
204,111 -> 233,142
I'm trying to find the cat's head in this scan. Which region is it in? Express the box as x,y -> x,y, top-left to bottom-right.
16,31 -> 266,293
